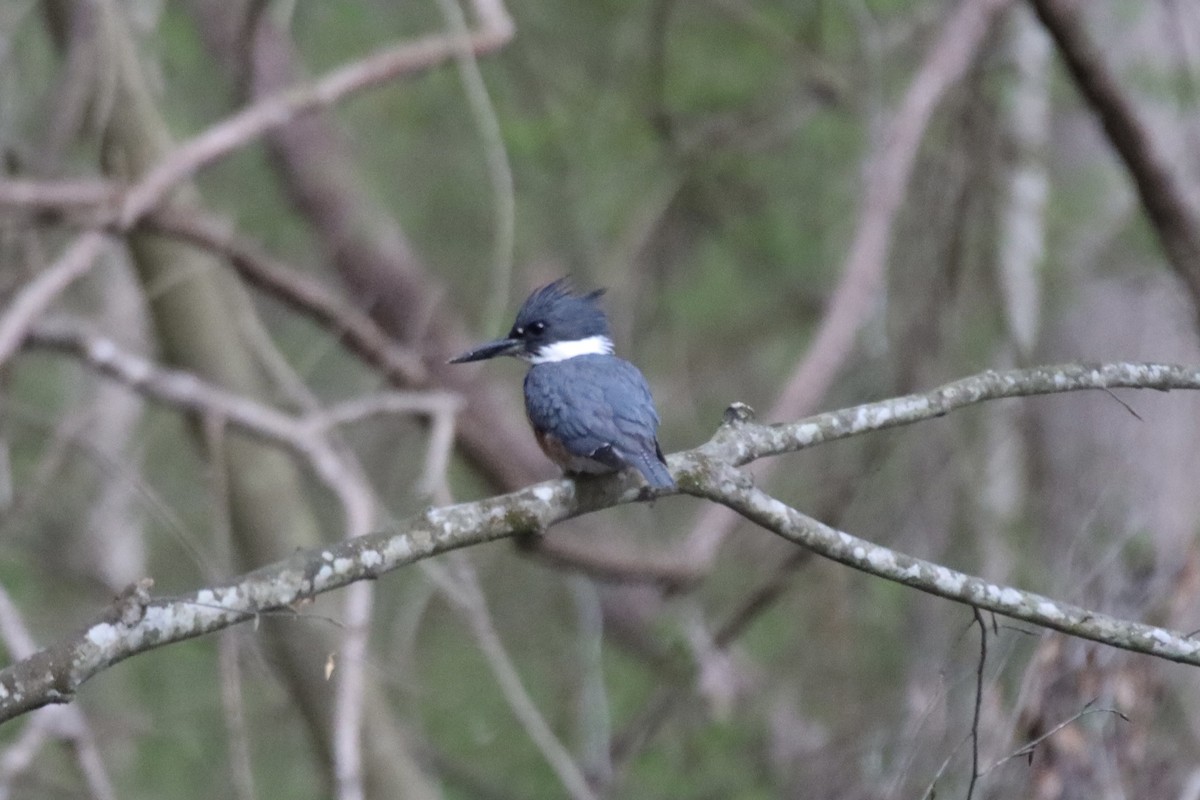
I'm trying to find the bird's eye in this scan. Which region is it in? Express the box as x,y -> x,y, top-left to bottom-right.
512,326 -> 524,337
529,321 -> 546,335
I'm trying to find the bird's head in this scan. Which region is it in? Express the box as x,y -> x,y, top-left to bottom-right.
449,279 -> 614,364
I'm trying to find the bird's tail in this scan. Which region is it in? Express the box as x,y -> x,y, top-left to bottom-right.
636,451 -> 675,490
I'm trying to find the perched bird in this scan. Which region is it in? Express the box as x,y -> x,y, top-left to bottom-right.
449,279 -> 675,490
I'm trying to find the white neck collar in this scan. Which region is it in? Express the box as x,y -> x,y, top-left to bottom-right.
526,335 -> 614,364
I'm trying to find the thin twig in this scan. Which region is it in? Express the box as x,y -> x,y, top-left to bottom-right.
981,701 -> 1128,774
967,608 -> 987,800
24,320 -> 426,581
24,320 -> 455,491
316,393 -> 463,431
0,232 -> 106,370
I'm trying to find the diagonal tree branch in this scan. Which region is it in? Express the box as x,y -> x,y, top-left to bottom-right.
1028,0 -> 1200,318
0,232 -> 107,370
24,320 -> 459,509
115,0 -> 514,229
705,462 -> 1200,667
3,361 -> 1200,723
141,209 -> 429,385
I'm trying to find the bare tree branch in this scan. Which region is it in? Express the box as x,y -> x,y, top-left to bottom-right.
0,179 -> 117,218
1029,0 -> 1200,319
0,232 -> 106,370
0,588 -> 115,800
142,209 -> 429,385
221,0 -> 552,489
700,455 -> 1200,659
25,319 -> 457,467
24,320 -> 458,550
2,361 -> 1200,723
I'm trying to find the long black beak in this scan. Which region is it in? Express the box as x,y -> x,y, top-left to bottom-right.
448,337 -> 522,364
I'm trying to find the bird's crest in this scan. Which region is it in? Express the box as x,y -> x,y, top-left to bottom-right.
514,278 -> 611,341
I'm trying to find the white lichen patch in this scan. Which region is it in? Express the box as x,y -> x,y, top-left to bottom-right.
139,605 -> 176,637
899,563 -> 922,580
1036,601 -> 1064,621
315,564 -> 334,584
998,587 -> 1022,606
332,558 -> 354,575
761,497 -> 791,521
86,623 -> 120,649
0,683 -> 8,700
853,546 -> 866,561
866,548 -> 896,571
215,586 -> 242,607
792,423 -> 821,445
889,396 -> 932,419
360,549 -> 383,568
322,551 -> 334,562
384,536 -> 413,562
244,581 -> 284,608
532,486 -> 555,503
933,566 -> 966,595
195,589 -> 216,607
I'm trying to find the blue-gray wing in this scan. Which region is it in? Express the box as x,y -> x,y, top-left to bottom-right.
524,356 -> 672,488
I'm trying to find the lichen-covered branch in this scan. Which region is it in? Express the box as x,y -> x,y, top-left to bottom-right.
695,459 -> 1200,665
0,473 -> 604,723
3,360 -> 1200,723
697,362 -> 1200,466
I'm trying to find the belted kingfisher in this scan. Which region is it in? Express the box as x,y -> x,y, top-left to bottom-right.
450,279 -> 675,490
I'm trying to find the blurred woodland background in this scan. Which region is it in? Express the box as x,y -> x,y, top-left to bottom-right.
3,0 -> 1200,798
